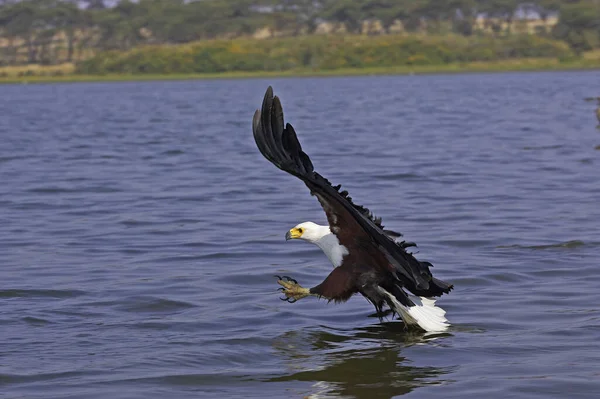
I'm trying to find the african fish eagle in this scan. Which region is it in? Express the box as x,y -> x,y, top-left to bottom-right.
252,87 -> 453,332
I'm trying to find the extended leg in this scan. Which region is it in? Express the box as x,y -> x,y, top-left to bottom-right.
276,275 -> 312,303
276,266 -> 356,304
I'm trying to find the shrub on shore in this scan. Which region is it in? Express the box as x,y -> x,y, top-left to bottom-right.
76,34 -> 574,75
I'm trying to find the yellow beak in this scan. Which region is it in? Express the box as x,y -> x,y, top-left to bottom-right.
285,228 -> 303,241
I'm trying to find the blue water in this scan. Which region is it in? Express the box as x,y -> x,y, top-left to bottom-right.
1,72 -> 600,398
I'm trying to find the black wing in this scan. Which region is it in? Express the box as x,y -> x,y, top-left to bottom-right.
253,87 -> 452,296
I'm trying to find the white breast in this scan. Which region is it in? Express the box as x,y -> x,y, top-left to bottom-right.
314,233 -> 349,268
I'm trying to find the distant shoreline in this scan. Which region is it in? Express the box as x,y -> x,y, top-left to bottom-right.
1,58 -> 599,85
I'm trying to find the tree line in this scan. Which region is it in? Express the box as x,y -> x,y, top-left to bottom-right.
77,34 -> 576,75
0,0 -> 599,66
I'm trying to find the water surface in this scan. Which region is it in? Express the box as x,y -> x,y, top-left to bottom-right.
2,71 -> 600,398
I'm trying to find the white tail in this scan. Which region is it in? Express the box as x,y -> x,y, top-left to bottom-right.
377,287 -> 450,333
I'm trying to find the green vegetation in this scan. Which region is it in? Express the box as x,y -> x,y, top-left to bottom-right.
2,54 -> 599,85
552,2 -> 600,54
76,34 -> 576,75
1,0 -> 599,78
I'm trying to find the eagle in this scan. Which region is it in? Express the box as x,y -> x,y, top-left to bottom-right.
252,87 -> 453,332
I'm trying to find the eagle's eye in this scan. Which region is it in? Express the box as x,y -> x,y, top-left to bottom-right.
298,228 -> 303,233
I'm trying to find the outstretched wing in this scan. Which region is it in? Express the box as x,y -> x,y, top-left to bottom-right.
253,87 -> 451,295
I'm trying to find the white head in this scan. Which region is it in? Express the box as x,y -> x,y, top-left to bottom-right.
285,221 -> 330,244
285,221 -> 349,268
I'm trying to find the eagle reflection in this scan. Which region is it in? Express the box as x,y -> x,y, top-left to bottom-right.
270,323 -> 452,399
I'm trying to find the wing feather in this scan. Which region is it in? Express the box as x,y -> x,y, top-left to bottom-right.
253,87 -> 452,295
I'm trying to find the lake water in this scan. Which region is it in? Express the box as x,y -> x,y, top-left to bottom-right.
1,72 -> 600,399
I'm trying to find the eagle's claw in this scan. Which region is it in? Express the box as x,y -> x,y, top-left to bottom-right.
280,275 -> 297,284
279,296 -> 298,303
276,276 -> 309,302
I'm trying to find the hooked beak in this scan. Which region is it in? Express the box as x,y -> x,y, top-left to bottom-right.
285,228 -> 302,241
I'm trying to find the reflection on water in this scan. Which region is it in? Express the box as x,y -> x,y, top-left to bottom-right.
271,324 -> 453,398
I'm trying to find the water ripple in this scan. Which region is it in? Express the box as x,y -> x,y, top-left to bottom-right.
115,296 -> 197,313
497,240 -> 590,250
0,289 -> 86,299
1,72 -> 600,399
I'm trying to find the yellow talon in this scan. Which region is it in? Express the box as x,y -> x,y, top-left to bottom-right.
276,277 -> 310,302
